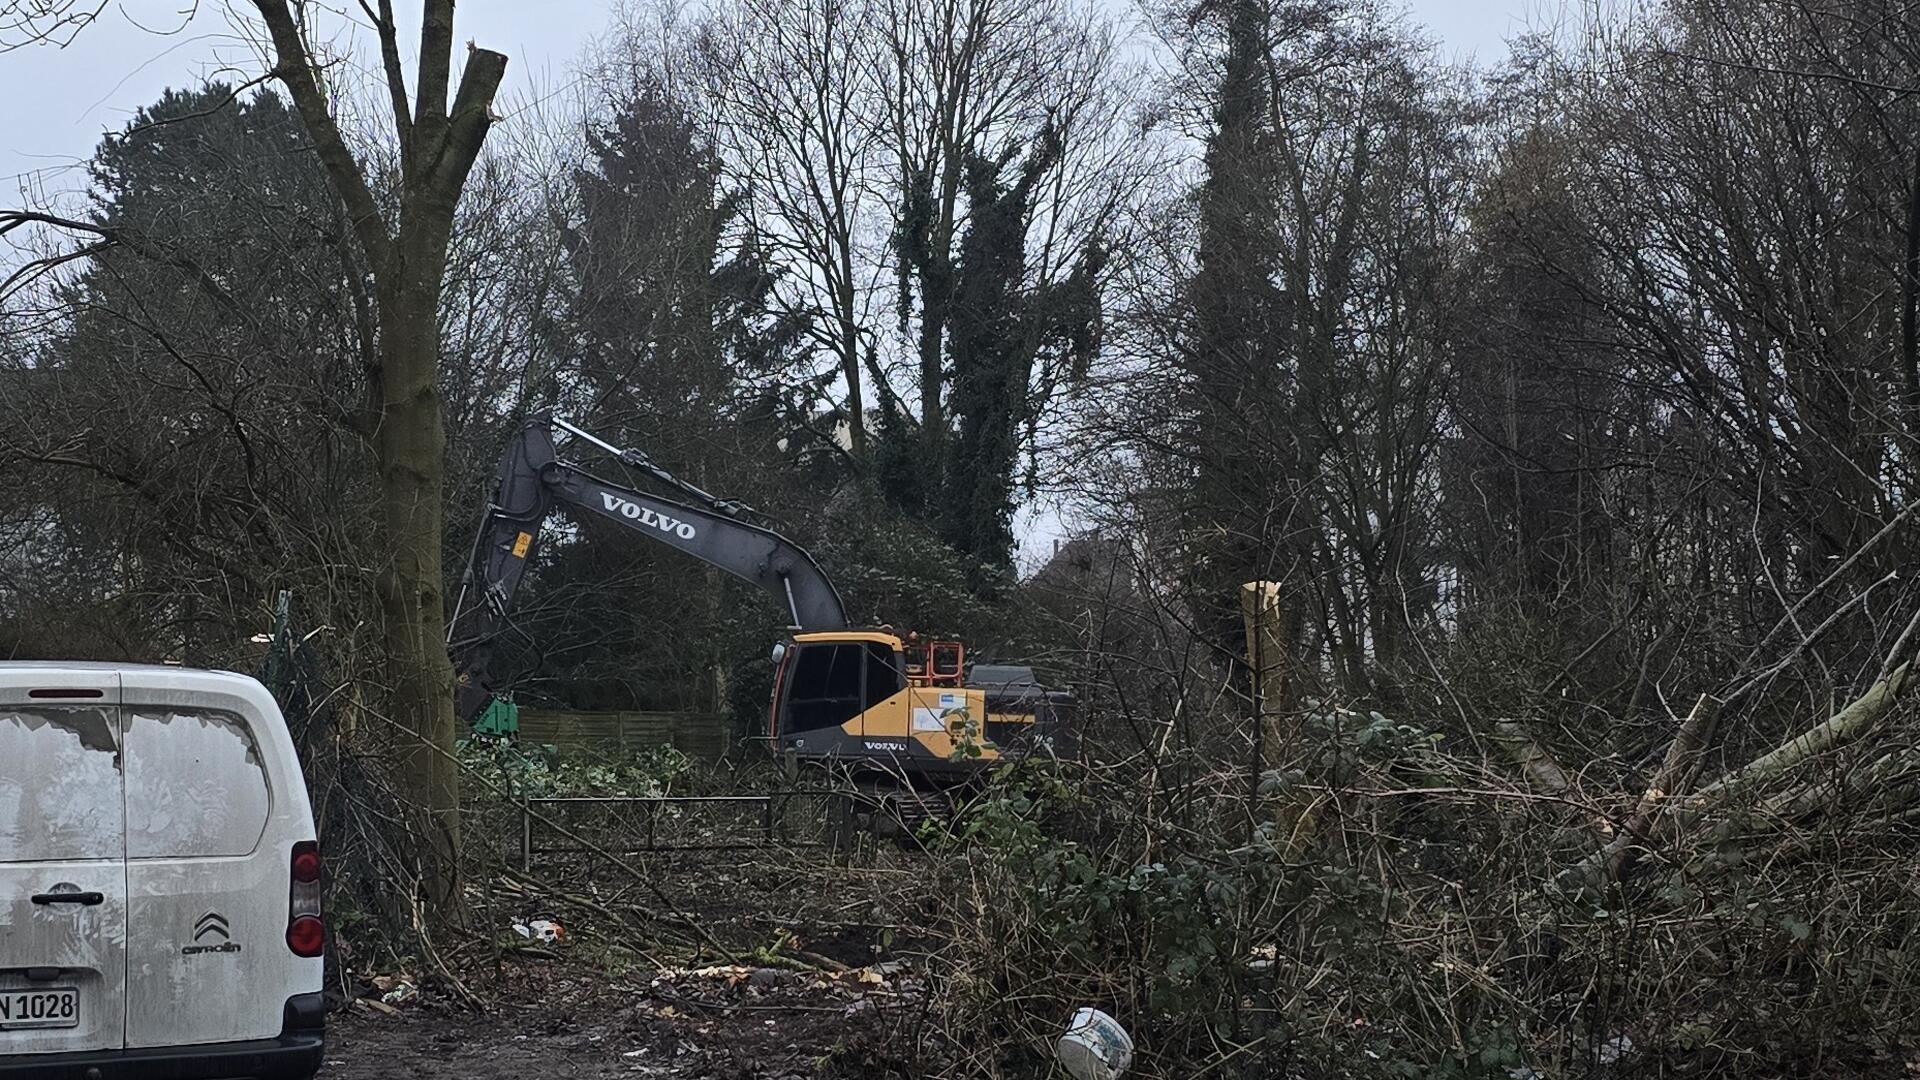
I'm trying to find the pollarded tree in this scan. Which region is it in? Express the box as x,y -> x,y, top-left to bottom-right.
249,0 -> 509,917
1,0 -> 510,916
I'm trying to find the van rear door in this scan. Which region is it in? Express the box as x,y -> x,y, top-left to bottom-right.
121,674 -> 314,1048
0,671 -> 127,1055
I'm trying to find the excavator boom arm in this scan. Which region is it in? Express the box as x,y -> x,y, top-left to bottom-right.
449,415 -> 848,722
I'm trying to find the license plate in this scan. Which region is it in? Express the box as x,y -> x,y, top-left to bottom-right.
0,988 -> 79,1029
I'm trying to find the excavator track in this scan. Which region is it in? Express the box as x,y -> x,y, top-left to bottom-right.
878,784 -> 949,834
832,779 -> 953,847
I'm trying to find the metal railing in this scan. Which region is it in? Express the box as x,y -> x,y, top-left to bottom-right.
517,791 -> 842,867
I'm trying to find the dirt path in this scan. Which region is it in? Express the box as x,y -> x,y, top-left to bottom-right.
322,1005 -> 642,1079
317,844 -> 945,1077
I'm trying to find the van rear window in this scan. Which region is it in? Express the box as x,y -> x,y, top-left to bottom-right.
0,706 -> 124,862
124,709 -> 271,859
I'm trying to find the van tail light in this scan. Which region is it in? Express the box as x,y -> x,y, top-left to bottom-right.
291,844 -> 322,885
287,840 -> 324,958
287,915 -> 324,957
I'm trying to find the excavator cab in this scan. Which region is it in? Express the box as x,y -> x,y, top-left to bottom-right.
772,634 -> 903,737
769,630 -> 1068,780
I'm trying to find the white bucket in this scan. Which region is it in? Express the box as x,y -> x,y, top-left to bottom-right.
1055,1007 -> 1135,1080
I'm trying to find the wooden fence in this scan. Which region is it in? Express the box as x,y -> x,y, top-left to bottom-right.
515,708 -> 732,760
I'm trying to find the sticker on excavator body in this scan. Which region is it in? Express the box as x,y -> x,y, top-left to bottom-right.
511,532 -> 533,558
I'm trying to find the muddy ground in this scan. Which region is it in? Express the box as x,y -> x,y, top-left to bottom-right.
319,844 -> 954,1079
320,958 -> 929,1079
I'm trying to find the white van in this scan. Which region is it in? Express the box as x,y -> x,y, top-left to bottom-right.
0,664 -> 324,1078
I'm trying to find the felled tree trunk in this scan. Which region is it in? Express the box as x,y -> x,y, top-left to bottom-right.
1557,664 -> 1917,890
1693,663 -> 1910,805
1494,718 -> 1573,795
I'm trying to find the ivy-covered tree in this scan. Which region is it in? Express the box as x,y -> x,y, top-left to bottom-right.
941,132 -> 1103,590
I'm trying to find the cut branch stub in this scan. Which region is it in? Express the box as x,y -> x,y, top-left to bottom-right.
1603,693 -> 1722,883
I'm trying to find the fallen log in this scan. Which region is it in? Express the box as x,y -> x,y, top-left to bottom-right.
1762,743 -> 1920,822
1692,663 -> 1910,806
1554,666 -> 1915,892
1493,717 -> 1574,796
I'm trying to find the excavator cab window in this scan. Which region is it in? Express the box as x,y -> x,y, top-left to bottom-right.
903,638 -> 962,686
784,643 -> 864,732
782,641 -> 906,733
928,641 -> 964,683
863,642 -> 905,705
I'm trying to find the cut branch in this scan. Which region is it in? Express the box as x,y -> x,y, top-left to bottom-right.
428,43 -> 509,193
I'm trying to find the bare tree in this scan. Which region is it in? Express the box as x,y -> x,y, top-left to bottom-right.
705,0 -> 883,456
242,0 -> 508,916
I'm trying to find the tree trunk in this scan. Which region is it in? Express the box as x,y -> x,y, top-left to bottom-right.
154,0 -> 504,929
1243,580 -> 1311,851
1901,137 -> 1920,434
377,259 -> 461,913
917,253 -> 950,476
838,282 -> 867,456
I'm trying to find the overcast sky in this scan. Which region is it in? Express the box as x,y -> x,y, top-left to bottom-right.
1,0 -> 1553,199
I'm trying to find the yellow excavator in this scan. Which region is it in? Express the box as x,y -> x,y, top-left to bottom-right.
447,415 -> 1073,788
